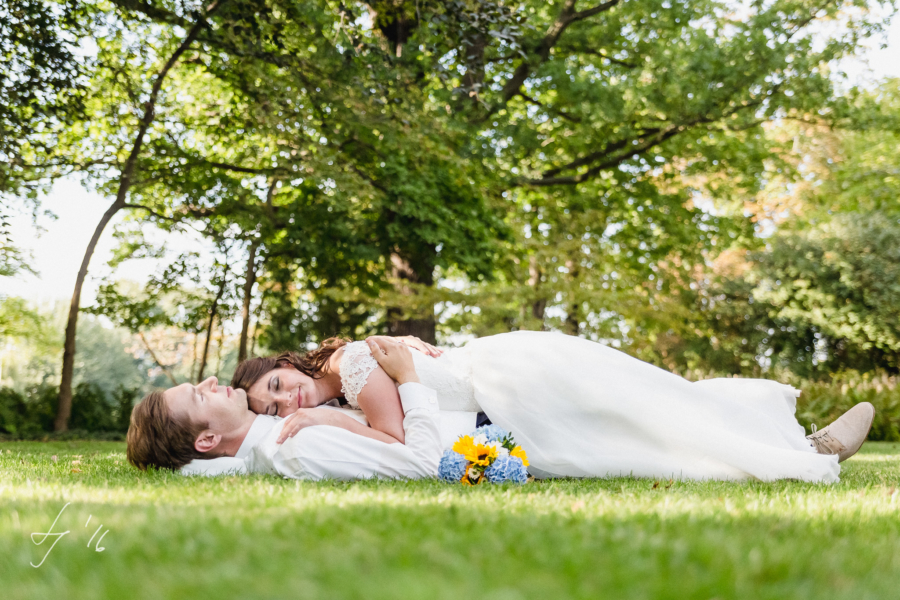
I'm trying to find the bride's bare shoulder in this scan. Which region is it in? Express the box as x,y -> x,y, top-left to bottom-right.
326,345 -> 346,372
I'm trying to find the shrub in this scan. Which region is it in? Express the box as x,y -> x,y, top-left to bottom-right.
795,373 -> 900,442
0,383 -> 139,440
0,385 -> 56,437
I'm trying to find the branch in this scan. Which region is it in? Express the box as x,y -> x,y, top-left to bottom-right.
559,46 -> 638,69
517,91 -> 582,123
541,135 -> 636,178
123,202 -> 225,223
572,0 -> 622,21
492,0 -> 621,112
523,125 -> 685,187
107,0 -> 189,28
203,160 -> 276,175
159,131 -> 289,176
114,0 -> 227,207
348,163 -> 390,194
532,96 -> 769,185
137,331 -> 178,386
122,203 -> 180,222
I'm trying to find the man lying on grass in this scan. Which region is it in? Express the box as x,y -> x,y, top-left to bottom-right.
127,338 -> 445,479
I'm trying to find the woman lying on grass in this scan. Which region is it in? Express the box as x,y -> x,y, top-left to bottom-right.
128,332 -> 875,483
229,335 -> 443,446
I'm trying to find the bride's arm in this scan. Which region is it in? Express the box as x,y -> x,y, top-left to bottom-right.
278,342 -> 409,445
264,381 -> 442,481
307,337 -> 419,445
275,408 -> 400,445
352,368 -> 407,443
276,370 -> 407,445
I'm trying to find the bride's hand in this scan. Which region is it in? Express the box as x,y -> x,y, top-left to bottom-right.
366,337 -> 420,385
368,335 -> 442,357
276,409 -> 331,444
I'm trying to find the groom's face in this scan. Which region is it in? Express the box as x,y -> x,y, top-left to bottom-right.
165,377 -> 250,440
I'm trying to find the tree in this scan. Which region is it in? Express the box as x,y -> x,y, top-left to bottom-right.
13,0 -> 893,417
1,0 -> 89,276
634,80 -> 900,377
107,1 -> 889,344
16,0 -> 231,430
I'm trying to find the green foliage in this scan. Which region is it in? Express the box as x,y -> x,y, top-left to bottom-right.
0,0 -> 88,193
0,385 -> 54,436
662,212 -> 900,378
4,0 -> 899,376
619,80 -> 900,378
88,283 -> 174,334
751,212 -> 900,372
795,372 -> 900,442
78,0 -> 892,351
0,295 -> 41,338
1,298 -> 165,394
0,382 -> 135,438
0,0 -> 91,277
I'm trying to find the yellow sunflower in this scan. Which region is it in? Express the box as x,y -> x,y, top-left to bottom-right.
452,435 -> 476,457
510,445 -> 530,467
452,436 -> 498,467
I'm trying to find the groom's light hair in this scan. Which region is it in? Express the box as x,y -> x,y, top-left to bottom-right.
126,390 -> 208,471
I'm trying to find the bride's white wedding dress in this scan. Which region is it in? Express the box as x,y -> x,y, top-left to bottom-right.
341,331 -> 840,483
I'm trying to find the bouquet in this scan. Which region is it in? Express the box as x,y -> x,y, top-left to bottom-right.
438,425 -> 530,485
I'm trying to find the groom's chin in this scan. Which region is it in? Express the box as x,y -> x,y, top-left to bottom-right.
235,388 -> 249,408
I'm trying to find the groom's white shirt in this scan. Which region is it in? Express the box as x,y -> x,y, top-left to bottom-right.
181,382 -> 446,480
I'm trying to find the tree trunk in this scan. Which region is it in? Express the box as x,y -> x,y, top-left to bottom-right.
386,252 -> 436,344
54,2 -> 225,430
190,331 -> 200,383
197,269 -> 229,382
237,241 -> 259,363
527,255 -> 547,328
565,304 -> 580,336
386,312 -> 437,342
460,31 -> 487,107
197,319 -> 215,383
56,199 -> 125,431
367,1 -> 418,57
250,301 -> 263,358
214,331 -> 224,378
564,258 -> 580,336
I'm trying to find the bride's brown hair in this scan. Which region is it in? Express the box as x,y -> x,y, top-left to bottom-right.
231,337 -> 349,396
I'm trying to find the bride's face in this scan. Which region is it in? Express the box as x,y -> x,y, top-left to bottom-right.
246,366 -> 319,417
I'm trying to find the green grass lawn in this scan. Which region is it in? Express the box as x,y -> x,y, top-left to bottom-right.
2,441 -> 899,600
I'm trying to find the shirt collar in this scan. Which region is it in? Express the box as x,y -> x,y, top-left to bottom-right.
235,414 -> 280,459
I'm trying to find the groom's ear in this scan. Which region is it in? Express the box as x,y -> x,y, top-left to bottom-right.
194,431 -> 222,454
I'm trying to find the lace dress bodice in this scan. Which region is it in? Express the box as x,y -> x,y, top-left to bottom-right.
338,341 -> 481,412
338,342 -> 380,409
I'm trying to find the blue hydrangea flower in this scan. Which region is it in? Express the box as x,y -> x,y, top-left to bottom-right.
474,424 -> 509,443
484,455 -> 529,484
438,449 -> 468,483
